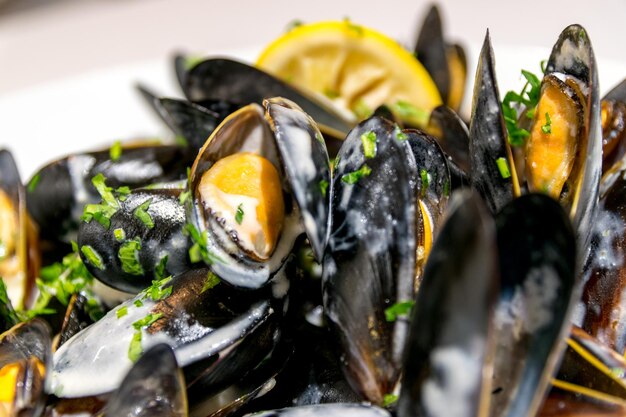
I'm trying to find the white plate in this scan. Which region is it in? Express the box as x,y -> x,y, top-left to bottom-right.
0,44 -> 624,180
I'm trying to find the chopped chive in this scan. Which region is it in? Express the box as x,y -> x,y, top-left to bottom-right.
113,228 -> 126,242
110,140 -> 122,162
394,125 -> 408,141
178,190 -> 191,205
383,394 -> 399,407
141,276 -> 172,301
133,199 -> 154,229
496,157 -> 512,179
154,255 -> 168,280
27,174 -> 41,193
391,100 -> 429,125
133,299 -> 143,308
352,98 -> 373,120
201,272 -> 221,293
323,89 -> 340,99
116,306 -> 128,318
184,223 -> 222,265
341,164 -> 372,184
80,245 -> 104,270
420,169 -> 430,195
285,19 -> 303,32
541,112 -> 552,134
235,204 -> 244,225
343,17 -> 363,35
128,330 -> 142,362
174,135 -> 188,147
361,131 -> 377,159
384,300 -> 415,322
118,239 -> 144,276
132,313 -> 163,330
319,179 -> 330,198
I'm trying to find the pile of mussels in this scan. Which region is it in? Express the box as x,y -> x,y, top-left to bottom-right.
2,6 -> 626,417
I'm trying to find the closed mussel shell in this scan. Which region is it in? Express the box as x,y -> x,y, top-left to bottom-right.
489,194 -> 576,417
398,190 -> 498,417
78,187 -> 190,293
323,116 -> 418,404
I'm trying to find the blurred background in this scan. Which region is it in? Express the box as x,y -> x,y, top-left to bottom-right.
1,0 -> 625,176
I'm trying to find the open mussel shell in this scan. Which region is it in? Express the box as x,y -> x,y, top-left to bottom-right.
27,144 -> 189,242
489,194 -> 576,417
414,5 -> 466,112
102,344 -> 187,417
0,149 -> 39,311
243,403 -> 392,417
0,319 -> 52,417
398,190 -> 497,417
428,105 -> 470,172
78,187 -> 191,293
468,32 -> 516,214
56,293 -> 97,350
531,25 -> 601,257
187,98 -> 330,289
183,58 -> 353,139
323,116 -> 418,404
49,268 -> 280,399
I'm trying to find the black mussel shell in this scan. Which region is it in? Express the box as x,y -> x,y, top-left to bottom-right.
102,344 -> 187,417
323,116 -> 418,404
415,5 -> 450,105
468,31 -> 515,214
244,403 -> 392,417
78,187 -> 190,293
27,145 -> 189,242
398,190 -> 497,417
50,267 -> 280,399
428,105 -> 470,172
183,58 -> 353,138
490,194 -> 576,417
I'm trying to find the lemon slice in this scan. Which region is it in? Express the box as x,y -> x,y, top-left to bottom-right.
257,20 -> 442,127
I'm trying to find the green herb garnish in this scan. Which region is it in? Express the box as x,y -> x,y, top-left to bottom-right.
361,131 -> 377,159
80,245 -> 104,270
0,278 -> 19,327
178,190 -> 191,205
116,306 -> 128,318
496,157 -> 512,179
341,164 -> 372,184
113,228 -> 126,242
27,174 -> 41,193
235,204 -> 244,225
541,112 -> 552,134
154,255 -> 168,280
319,179 -> 330,198
352,98 -> 373,120
141,276 -> 173,301
184,223 -> 222,265
133,199 -> 154,229
118,239 -> 144,276
132,313 -> 163,330
420,169 -> 430,195
128,330 -> 143,362
134,299 -> 143,308
110,140 -> 122,161
501,65 -> 545,146
285,19 -> 303,32
343,17 -> 363,35
81,174 -> 122,229
324,89 -> 340,99
174,135 -> 188,147
383,394 -> 399,407
391,101 -> 429,126
26,242 -> 103,321
394,125 -> 408,141
384,300 -> 415,322
201,272 -> 221,293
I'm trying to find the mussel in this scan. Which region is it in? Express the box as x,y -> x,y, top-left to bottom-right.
185,97 -> 331,289
0,149 -> 39,310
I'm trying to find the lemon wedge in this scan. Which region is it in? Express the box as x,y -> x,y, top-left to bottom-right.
257,20 -> 442,127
